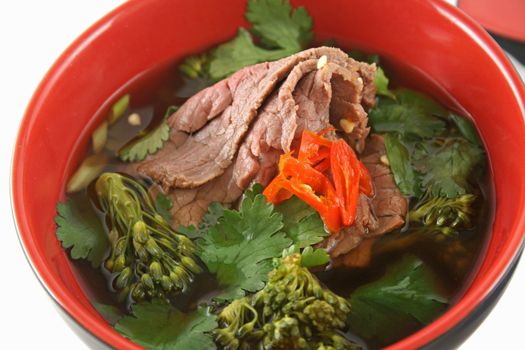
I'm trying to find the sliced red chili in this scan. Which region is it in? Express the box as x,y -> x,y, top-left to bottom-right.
280,154 -> 333,194
297,130 -> 333,167
264,129 -> 373,234
276,177 -> 341,233
330,139 -> 361,226
262,174 -> 293,204
358,162 -> 374,197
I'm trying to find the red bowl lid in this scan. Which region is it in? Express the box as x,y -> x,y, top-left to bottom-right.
459,0 -> 525,42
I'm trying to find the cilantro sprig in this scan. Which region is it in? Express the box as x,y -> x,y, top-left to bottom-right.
367,66 -> 486,236
180,0 -> 314,82
195,186 -> 291,300
369,84 -> 484,199
191,185 -> 330,301
413,138 -> 484,198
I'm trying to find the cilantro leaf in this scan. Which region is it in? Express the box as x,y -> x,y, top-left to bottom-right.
55,194 -> 108,267
384,133 -> 421,197
115,300 -> 217,350
347,51 -> 394,99
370,88 -> 485,201
375,66 -> 395,99
449,113 -> 482,146
275,196 -> 329,248
348,255 -> 447,343
119,119 -> 170,162
178,202 -> 225,240
369,89 -> 446,138
154,192 -> 173,223
196,190 -> 291,300
208,28 -> 293,81
300,246 -> 330,268
214,260 -> 275,301
246,0 -> 313,50
348,49 -> 379,64
92,302 -> 123,325
414,139 -> 484,198
242,182 -> 264,200
119,106 -> 177,162
182,0 -> 314,82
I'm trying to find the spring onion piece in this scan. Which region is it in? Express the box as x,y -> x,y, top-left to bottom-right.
91,120 -> 108,153
66,153 -> 108,193
108,94 -> 130,125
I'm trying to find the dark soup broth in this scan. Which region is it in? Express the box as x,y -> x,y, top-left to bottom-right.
58,41 -> 493,350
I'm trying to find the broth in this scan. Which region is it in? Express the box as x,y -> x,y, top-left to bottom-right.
67,54 -> 493,350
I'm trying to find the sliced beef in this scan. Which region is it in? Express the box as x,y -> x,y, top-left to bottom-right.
361,134 -> 408,236
324,134 -> 408,264
132,47 -> 376,226
163,165 -> 243,226
137,47 -> 374,191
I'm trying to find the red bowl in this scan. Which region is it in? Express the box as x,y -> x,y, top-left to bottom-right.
11,0 -> 525,349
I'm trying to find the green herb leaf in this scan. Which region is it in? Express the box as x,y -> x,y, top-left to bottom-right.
275,196 -> 329,248
119,119 -> 170,162
208,28 -> 294,81
182,0 -> 314,82
369,89 -> 446,138
164,105 -> 179,118
348,255 -> 447,343
55,195 -> 108,267
115,300 -> 217,350
384,133 -> 421,197
178,202 -> 226,240
214,260 -> 275,301
414,139 -> 483,198
196,188 -> 291,300
449,113 -> 482,146
243,182 -> 264,200
375,67 -> 395,99
300,246 -> 330,268
246,0 -> 313,50
92,302 -> 123,324
348,49 -> 379,64
154,192 -> 173,223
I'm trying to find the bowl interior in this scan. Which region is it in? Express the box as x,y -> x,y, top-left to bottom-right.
12,0 -> 525,349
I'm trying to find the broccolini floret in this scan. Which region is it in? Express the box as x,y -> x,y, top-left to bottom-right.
95,172 -> 201,303
215,254 -> 359,350
409,191 -> 476,235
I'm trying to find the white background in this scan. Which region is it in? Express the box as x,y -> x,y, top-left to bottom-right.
1,1 -> 523,349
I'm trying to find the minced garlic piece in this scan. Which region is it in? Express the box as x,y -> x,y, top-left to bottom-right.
380,155 -> 390,166
317,55 -> 328,69
127,113 -> 142,126
339,119 -> 355,134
